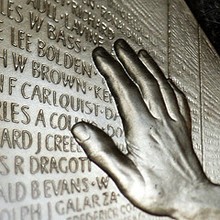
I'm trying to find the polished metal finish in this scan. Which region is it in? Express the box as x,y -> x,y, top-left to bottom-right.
0,0 -> 220,220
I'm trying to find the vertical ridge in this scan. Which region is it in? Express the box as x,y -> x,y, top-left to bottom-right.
167,0 -> 171,79
198,26 -> 204,167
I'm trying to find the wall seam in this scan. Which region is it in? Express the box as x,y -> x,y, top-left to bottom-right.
198,26 -> 204,167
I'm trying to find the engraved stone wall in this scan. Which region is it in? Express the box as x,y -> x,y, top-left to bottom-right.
0,0 -> 219,219
201,32 -> 220,184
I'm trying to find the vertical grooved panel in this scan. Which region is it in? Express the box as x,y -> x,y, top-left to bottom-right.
169,0 -> 202,162
201,30 -> 220,183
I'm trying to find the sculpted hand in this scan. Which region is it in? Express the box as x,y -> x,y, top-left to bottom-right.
72,40 -> 220,219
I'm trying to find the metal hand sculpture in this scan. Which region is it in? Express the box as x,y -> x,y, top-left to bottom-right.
72,39 -> 220,220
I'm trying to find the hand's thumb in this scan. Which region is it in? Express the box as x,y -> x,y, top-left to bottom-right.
72,122 -> 117,160
71,122 -> 140,191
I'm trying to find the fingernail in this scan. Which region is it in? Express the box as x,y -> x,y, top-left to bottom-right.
139,50 -> 151,59
92,47 -> 109,58
115,39 -> 129,50
72,124 -> 91,143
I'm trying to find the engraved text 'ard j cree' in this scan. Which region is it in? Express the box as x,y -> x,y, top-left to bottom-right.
1,0 -> 220,220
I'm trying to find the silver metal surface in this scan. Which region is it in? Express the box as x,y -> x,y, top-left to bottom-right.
0,0 -> 220,219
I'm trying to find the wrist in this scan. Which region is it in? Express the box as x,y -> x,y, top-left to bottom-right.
172,180 -> 220,220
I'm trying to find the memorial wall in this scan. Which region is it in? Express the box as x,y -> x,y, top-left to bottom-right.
0,0 -> 220,219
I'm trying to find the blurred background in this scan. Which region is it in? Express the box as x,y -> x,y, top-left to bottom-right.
185,0 -> 220,55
